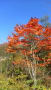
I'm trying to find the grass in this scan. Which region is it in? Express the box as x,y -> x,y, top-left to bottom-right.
0,73 -> 51,90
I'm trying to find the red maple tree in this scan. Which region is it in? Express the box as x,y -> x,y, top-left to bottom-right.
7,17 -> 51,86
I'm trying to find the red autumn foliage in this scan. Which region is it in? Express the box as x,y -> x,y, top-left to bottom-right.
7,17 -> 51,67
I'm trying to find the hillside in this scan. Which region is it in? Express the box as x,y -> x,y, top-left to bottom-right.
0,43 -> 8,57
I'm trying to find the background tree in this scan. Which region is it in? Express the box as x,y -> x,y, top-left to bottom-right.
40,16 -> 51,27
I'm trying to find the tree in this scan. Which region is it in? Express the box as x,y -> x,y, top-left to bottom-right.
40,16 -> 51,27
7,17 -> 51,86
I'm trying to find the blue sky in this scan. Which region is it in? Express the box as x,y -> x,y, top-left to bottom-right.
0,0 -> 51,43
